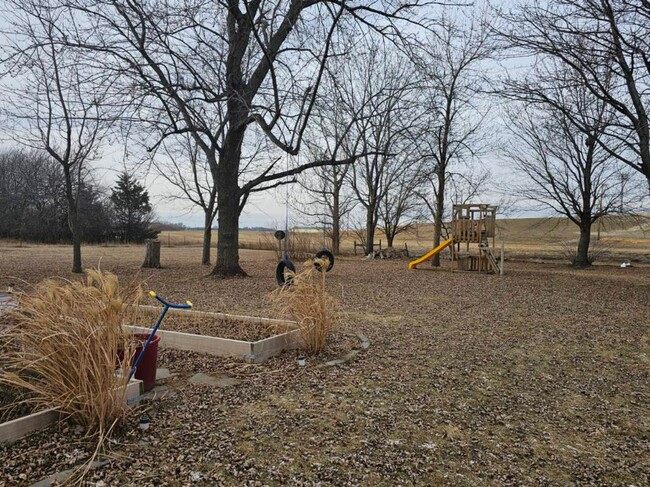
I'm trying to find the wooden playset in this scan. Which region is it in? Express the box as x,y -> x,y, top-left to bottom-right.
408,203 -> 502,274
450,204 -> 501,273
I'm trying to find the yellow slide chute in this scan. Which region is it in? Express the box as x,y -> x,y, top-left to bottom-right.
408,238 -> 453,270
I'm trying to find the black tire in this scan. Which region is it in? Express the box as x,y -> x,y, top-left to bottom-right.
314,249 -> 334,272
276,259 -> 296,286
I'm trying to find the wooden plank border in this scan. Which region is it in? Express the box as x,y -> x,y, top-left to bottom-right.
0,408 -> 60,444
124,325 -> 301,363
250,329 -> 301,363
0,379 -> 143,445
129,306 -> 301,363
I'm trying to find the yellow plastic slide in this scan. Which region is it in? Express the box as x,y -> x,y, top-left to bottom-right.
408,238 -> 453,269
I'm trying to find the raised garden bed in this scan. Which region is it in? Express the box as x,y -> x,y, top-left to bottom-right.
1,308 -> 145,444
0,379 -> 143,444
126,306 -> 300,363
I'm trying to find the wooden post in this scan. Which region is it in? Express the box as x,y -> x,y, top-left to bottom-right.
500,241 -> 504,276
142,239 -> 161,268
354,240 -> 357,255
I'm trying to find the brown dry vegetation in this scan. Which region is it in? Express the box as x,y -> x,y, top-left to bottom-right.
1,271 -> 141,437
268,259 -> 339,354
0,244 -> 649,486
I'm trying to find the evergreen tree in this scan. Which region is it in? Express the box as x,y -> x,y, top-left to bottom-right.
110,172 -> 158,243
77,183 -> 113,243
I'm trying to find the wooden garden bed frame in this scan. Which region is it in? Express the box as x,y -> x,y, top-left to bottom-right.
0,379 -> 143,444
1,307 -> 299,444
127,306 -> 301,363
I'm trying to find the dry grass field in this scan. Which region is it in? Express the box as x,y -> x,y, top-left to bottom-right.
157,216 -> 650,263
1,243 -> 649,486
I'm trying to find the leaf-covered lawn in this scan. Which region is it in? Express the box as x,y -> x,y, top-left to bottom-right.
1,245 -> 648,486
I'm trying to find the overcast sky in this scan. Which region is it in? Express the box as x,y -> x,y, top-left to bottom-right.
1,0 -> 644,229
0,0 -> 538,229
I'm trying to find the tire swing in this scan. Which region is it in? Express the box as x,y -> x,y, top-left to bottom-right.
275,165 -> 296,287
274,230 -> 296,287
313,248 -> 334,272
313,205 -> 335,273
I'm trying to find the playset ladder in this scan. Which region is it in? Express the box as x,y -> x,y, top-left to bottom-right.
479,243 -> 501,274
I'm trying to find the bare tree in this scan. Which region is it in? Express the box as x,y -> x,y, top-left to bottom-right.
0,6 -> 111,273
154,135 -> 218,265
378,149 -> 424,248
0,149 -> 66,241
412,9 -> 494,265
342,43 -> 420,255
25,0 -> 432,276
294,63 -> 361,255
0,148 -> 118,244
504,82 -> 640,267
295,163 -> 356,255
500,0 -> 650,191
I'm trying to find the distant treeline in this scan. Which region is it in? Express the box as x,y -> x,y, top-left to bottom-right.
156,226 -> 275,232
151,222 -> 188,232
0,149 -> 158,244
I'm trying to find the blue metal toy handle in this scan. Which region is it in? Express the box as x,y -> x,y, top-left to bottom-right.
128,291 -> 192,382
149,291 -> 193,309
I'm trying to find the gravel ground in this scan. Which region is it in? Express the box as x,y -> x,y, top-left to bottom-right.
0,245 -> 649,486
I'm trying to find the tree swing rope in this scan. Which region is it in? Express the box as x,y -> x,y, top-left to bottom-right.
274,153 -> 334,287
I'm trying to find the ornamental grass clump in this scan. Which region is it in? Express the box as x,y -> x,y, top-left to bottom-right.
0,269 -> 143,436
268,258 -> 338,354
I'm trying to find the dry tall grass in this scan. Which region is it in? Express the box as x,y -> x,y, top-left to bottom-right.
0,269 -> 143,436
240,232 -> 278,253
268,258 -> 338,354
257,231 -> 322,262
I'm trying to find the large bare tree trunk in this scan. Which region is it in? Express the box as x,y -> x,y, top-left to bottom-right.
575,221 -> 592,267
331,219 -> 341,255
212,125 -> 246,276
431,170 -> 446,267
213,192 -> 243,276
639,131 -> 650,192
331,190 -> 340,255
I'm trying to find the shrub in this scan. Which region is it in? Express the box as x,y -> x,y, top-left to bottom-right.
268,258 -> 338,354
0,269 -> 143,435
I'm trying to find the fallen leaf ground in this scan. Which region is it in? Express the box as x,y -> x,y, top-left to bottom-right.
0,245 -> 649,486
